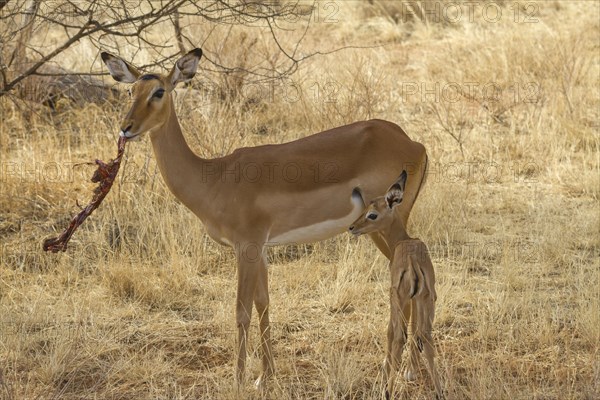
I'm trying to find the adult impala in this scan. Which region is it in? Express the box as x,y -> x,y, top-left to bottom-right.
101,48 -> 428,389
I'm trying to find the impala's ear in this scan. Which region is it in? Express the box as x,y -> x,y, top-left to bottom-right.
100,52 -> 141,83
351,186 -> 366,208
168,48 -> 203,88
385,170 -> 407,209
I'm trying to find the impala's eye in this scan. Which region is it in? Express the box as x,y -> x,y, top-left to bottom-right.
153,89 -> 165,99
367,213 -> 378,221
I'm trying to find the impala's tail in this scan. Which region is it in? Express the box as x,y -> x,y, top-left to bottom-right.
414,151 -> 429,204
399,150 -> 428,229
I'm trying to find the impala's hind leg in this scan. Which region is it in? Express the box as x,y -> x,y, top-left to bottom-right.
384,291 -> 409,399
414,243 -> 443,399
399,243 -> 422,382
404,301 -> 420,381
385,251 -> 415,399
417,296 -> 443,399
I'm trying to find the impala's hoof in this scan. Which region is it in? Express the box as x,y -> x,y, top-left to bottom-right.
382,358 -> 391,374
254,375 -> 267,392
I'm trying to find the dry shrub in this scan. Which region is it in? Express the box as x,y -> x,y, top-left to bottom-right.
365,0 -> 464,25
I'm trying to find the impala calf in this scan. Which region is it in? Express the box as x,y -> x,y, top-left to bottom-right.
101,49 -> 428,390
349,172 -> 443,399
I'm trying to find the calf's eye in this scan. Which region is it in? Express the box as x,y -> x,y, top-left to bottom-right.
367,213 -> 377,220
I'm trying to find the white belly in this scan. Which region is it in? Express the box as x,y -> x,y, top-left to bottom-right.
267,192 -> 364,246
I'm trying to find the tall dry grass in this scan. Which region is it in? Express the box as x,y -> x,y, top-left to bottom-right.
1,1 -> 599,399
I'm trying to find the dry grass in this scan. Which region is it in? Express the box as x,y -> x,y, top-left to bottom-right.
1,1 -> 599,399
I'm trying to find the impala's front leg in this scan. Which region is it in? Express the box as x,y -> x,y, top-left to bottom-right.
254,254 -> 274,390
235,243 -> 262,387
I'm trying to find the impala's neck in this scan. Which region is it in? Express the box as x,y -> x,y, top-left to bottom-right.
149,97 -> 209,213
381,215 -> 410,249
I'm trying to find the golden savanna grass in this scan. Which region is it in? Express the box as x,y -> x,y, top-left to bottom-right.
1,1 -> 599,399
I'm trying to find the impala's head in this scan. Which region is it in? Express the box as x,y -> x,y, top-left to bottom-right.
100,48 -> 203,140
348,170 -> 407,236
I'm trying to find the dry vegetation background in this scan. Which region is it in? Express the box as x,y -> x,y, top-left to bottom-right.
1,1 -> 599,399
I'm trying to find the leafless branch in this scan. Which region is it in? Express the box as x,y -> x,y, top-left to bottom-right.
0,0 -> 360,106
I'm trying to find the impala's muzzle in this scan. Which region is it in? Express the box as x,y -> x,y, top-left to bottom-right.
120,125 -> 142,141
348,224 -> 364,236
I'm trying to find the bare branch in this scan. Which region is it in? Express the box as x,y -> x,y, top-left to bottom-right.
0,0 -> 360,105
172,9 -> 186,56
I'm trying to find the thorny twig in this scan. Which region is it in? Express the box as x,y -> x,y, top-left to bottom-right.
43,136 -> 128,253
